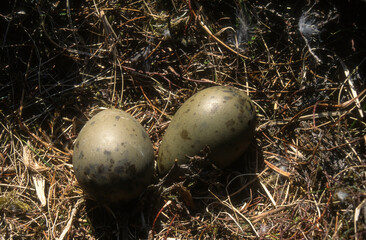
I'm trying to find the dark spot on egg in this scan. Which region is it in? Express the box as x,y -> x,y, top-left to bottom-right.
90,121 -> 96,125
104,150 -> 111,156
225,119 -> 235,128
184,108 -> 191,113
109,159 -> 115,165
75,141 -> 79,149
141,130 -> 147,139
96,147 -> 100,152
238,97 -> 247,105
223,95 -> 233,100
113,124 -> 116,127
125,162 -> 137,175
113,165 -> 124,174
97,164 -> 105,173
115,115 -> 121,120
191,145 -> 195,148
231,127 -> 236,132
79,151 -> 84,159
180,129 -> 191,140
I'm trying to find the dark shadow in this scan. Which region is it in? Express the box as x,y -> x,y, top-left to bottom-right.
156,135 -> 264,214
221,137 -> 265,205
84,197 -> 152,240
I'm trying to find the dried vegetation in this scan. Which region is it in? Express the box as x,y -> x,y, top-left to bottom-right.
1,0 -> 366,239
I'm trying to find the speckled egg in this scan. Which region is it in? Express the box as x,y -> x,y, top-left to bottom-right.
73,109 -> 154,203
158,86 -> 256,175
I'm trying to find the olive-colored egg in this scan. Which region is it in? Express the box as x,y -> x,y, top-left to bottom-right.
73,109 -> 154,203
158,86 -> 256,175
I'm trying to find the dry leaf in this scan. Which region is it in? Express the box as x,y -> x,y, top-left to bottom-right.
32,175 -> 47,207
23,144 -> 49,172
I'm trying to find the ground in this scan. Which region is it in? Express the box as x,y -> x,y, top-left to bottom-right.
1,0 -> 366,239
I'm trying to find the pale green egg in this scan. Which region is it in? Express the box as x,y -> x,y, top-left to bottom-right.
158,86 -> 256,175
73,109 -> 154,203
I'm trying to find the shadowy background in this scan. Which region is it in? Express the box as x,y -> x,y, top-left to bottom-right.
1,0 -> 365,239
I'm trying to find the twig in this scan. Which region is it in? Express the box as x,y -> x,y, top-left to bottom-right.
189,6 -> 302,66
264,159 -> 291,177
209,190 -> 259,237
354,199 -> 366,240
57,198 -> 84,240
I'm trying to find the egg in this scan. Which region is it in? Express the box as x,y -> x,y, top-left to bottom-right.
73,109 -> 154,203
158,86 -> 256,175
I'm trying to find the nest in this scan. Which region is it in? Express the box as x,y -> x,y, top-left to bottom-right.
1,0 -> 365,239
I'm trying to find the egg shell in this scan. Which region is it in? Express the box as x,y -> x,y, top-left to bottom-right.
157,86 -> 256,175
73,109 -> 154,203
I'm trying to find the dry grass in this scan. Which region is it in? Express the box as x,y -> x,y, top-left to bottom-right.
1,0 -> 366,239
